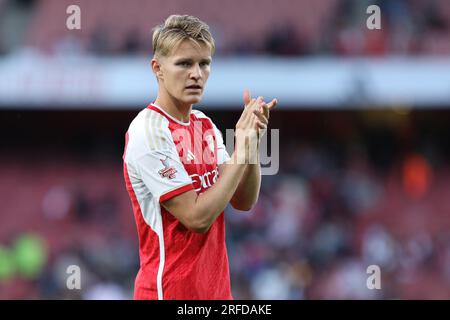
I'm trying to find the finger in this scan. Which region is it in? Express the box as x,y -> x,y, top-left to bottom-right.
245,97 -> 261,121
243,98 -> 255,113
253,109 -> 268,124
245,98 -> 256,114
253,97 -> 265,113
255,120 -> 267,130
261,103 -> 270,119
255,96 -> 263,108
267,98 -> 278,110
242,98 -> 256,123
243,89 -> 251,106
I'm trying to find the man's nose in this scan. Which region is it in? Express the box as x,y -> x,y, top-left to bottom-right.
190,64 -> 202,80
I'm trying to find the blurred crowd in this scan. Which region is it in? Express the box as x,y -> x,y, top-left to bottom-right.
1,0 -> 450,301
227,143 -> 450,299
0,0 -> 449,56
1,127 -> 449,299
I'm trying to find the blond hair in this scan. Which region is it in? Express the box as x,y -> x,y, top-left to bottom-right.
152,15 -> 215,57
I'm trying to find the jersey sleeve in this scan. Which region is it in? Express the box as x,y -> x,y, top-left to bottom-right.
130,111 -> 194,203
135,148 -> 194,203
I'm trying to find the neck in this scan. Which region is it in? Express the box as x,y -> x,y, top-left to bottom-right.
154,91 -> 191,123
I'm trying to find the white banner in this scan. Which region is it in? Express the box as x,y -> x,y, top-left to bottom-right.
0,51 -> 449,109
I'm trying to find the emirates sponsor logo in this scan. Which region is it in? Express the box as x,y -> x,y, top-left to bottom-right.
190,168 -> 219,192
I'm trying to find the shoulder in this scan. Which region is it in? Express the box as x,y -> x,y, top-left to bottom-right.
191,109 -> 216,127
127,108 -> 173,154
191,108 -> 209,119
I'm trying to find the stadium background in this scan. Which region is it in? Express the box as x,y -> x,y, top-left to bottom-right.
1,0 -> 450,299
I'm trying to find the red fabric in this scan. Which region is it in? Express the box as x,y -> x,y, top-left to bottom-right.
124,105 -> 233,300
124,161 -> 160,300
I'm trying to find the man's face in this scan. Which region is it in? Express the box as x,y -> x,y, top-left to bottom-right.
156,39 -> 212,106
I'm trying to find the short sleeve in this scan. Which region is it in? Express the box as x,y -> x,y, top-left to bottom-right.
135,147 -> 194,203
127,109 -> 194,203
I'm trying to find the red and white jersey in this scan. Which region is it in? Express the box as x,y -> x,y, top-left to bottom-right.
123,103 -> 232,300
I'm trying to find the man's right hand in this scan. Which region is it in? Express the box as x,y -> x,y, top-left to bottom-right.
234,92 -> 261,164
234,90 -> 277,164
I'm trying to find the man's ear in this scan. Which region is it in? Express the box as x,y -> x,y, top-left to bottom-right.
151,58 -> 163,81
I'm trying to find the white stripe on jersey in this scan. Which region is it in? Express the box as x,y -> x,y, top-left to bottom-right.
145,110 -> 167,151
